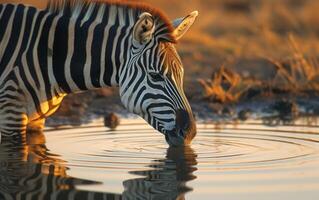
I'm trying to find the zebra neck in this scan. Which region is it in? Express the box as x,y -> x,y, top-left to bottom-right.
50,5 -> 135,94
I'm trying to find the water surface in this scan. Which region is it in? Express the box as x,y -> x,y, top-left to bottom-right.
1,118 -> 319,199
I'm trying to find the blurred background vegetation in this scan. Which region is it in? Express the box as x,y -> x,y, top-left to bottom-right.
145,0 -> 319,106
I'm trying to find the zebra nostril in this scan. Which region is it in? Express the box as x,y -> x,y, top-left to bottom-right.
178,129 -> 185,138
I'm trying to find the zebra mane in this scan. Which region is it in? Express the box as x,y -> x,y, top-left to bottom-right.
46,0 -> 176,42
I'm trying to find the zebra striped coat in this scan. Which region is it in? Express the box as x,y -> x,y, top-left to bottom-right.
0,0 -> 198,146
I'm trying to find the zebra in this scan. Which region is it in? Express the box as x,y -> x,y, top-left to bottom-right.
0,0 -> 198,146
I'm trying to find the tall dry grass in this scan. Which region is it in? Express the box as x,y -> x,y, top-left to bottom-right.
199,33 -> 319,103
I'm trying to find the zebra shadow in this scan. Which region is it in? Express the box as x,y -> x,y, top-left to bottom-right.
0,131 -> 121,200
123,146 -> 198,200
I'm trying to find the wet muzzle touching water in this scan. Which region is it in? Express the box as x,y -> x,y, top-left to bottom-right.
166,109 -> 197,146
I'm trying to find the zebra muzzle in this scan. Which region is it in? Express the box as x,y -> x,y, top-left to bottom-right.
164,109 -> 196,146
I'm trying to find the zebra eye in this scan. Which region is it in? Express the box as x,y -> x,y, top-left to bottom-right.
149,72 -> 164,82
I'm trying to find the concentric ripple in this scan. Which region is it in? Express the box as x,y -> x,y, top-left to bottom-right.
44,118 -> 319,199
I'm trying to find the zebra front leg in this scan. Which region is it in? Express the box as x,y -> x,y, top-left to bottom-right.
0,94 -> 28,144
26,118 -> 46,144
0,80 -> 29,144
27,118 -> 45,133
0,112 -> 28,145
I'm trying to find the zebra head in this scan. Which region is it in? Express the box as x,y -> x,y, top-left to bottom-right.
119,11 -> 198,146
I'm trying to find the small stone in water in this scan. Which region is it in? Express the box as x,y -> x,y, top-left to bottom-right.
238,109 -> 252,121
222,106 -> 235,117
271,99 -> 299,119
104,113 -> 120,130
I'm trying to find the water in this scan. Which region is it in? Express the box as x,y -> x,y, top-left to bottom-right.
1,118 -> 319,200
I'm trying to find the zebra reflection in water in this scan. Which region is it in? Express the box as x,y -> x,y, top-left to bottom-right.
0,132 -> 197,200
0,132 -> 121,200
123,146 -> 197,200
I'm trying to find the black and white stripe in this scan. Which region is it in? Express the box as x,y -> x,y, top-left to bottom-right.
0,0 -> 197,145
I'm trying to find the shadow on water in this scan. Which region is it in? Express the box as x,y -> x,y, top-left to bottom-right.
0,131 -> 198,200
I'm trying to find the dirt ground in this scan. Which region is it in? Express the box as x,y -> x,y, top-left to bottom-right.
1,0 -> 318,125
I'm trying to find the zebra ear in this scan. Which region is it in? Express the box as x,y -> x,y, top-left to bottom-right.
133,12 -> 155,45
172,11 -> 198,41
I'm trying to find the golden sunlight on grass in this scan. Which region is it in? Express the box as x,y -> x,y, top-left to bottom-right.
199,34 -> 319,103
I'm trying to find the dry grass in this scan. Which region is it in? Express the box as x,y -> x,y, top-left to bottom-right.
198,65 -> 257,103
198,34 -> 319,103
268,34 -> 319,91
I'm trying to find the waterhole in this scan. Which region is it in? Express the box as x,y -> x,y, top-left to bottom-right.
1,118 -> 319,199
